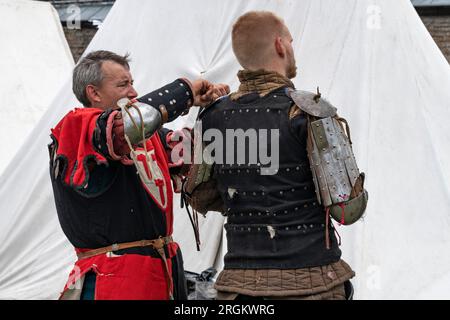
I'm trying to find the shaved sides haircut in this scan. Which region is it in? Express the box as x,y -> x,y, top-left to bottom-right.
232,11 -> 287,69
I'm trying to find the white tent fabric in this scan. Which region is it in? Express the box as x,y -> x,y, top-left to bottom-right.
0,0 -> 449,299
0,0 -> 74,176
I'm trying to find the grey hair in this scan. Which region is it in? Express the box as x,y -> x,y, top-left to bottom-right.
72,50 -> 130,107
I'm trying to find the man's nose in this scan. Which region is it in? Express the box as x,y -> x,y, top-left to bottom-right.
128,86 -> 138,100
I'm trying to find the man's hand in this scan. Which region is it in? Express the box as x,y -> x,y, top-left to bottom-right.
191,79 -> 230,107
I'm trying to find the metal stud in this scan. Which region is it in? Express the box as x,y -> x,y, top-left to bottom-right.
147,98 -> 152,102
165,89 -> 169,93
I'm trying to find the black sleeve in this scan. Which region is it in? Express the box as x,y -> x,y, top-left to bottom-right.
92,108 -> 115,158
137,78 -> 194,123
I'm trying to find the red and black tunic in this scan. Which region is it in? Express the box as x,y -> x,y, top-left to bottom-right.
48,79 -> 193,300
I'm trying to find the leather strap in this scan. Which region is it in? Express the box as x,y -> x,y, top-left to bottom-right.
76,236 -> 173,260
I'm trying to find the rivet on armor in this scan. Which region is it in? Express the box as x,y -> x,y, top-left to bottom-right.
295,207 -> 299,211
274,95 -> 277,98
173,99 -> 176,103
255,109 -> 259,112
258,212 -> 261,216
169,101 -> 174,105
249,213 -> 252,216
267,109 -> 270,112
186,91 -> 190,96
310,224 -> 314,228
284,210 -> 288,214
180,83 -> 184,86
296,167 -> 300,170
147,98 -> 152,102
285,227 -> 289,231
286,168 -> 290,172
291,188 -> 295,192
246,109 -> 249,112
248,228 -> 251,231
158,92 -> 163,96
253,192 -> 256,196
297,226 -> 301,229
280,191 -> 283,195
165,89 -> 169,93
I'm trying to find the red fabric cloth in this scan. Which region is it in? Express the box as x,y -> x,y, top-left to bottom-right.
51,108 -> 107,187
61,242 -> 179,300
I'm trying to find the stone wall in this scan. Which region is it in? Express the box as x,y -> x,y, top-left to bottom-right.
420,15 -> 450,63
62,26 -> 97,62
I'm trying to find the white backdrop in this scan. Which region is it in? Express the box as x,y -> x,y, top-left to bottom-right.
0,0 -> 449,299
0,0 -> 74,176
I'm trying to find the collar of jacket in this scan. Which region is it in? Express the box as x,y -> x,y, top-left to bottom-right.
230,69 -> 295,101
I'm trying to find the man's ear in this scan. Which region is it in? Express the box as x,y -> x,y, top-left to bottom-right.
86,84 -> 101,104
274,37 -> 285,58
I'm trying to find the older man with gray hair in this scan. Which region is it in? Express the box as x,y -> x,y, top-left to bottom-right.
48,50 -> 229,300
